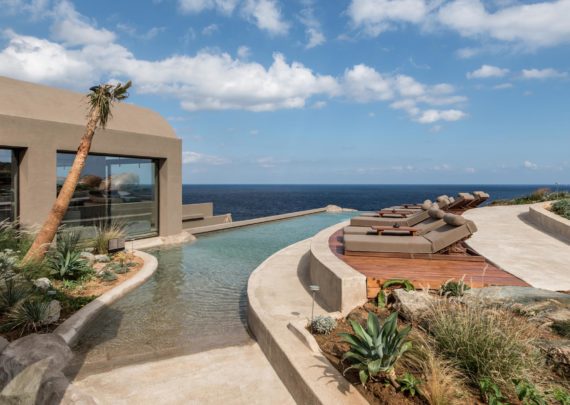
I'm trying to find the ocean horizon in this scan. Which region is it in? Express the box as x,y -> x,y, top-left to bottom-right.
181,184 -> 569,221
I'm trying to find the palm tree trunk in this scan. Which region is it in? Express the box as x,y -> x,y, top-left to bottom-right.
23,106 -> 101,263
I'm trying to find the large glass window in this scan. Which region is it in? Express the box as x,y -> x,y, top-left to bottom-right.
57,153 -> 158,239
0,149 -> 17,222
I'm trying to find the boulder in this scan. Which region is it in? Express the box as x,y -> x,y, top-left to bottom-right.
325,205 -> 343,213
392,289 -> 436,322
464,286 -> 570,305
33,278 -> 51,292
79,252 -> 95,266
537,339 -> 570,377
41,300 -> 61,326
0,334 -> 73,390
93,254 -> 110,263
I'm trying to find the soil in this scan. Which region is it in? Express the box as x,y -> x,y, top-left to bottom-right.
312,298 -> 570,405
0,253 -> 144,342
313,303 -> 424,405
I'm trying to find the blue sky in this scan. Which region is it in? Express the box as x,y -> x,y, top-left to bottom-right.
0,0 -> 568,184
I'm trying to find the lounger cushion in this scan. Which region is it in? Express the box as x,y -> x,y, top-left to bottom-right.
436,195 -> 449,203
428,207 -> 445,219
448,196 -> 456,203
444,213 -> 466,226
343,226 -> 376,235
350,216 -> 411,227
473,191 -> 490,198
424,221 -> 477,253
457,192 -> 475,201
421,200 -> 432,210
344,234 -> 432,254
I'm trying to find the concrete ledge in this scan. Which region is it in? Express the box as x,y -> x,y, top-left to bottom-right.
54,250 -> 159,346
190,207 -> 327,234
131,230 -> 196,250
309,221 -> 367,315
247,238 -> 368,405
528,202 -> 570,242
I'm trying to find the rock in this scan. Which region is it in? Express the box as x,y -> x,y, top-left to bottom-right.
79,252 -> 95,266
0,338 -> 8,354
347,310 -> 368,326
537,339 -> 570,377
464,286 -> 570,305
33,278 -> 51,292
41,300 -> 61,326
325,205 -> 343,213
392,289 -> 436,322
0,334 -> 73,390
93,254 -> 110,263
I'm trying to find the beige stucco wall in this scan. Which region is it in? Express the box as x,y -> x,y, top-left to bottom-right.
0,77 -> 182,238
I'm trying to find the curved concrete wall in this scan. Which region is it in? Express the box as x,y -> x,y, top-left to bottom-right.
528,202 -> 570,242
309,221 -> 367,315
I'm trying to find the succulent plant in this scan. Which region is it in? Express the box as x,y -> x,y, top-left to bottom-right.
311,315 -> 337,334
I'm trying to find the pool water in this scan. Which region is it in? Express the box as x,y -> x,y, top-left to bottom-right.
72,212 -> 355,371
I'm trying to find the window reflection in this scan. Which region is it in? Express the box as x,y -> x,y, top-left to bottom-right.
0,149 -> 17,222
57,153 -> 158,238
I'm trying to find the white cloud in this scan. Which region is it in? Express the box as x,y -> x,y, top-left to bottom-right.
117,24 -> 165,40
347,0 -> 570,50
182,151 -> 230,165
467,64 -> 509,79
178,0 -> 239,14
50,0 -> 115,46
438,0 -> 570,49
312,100 -> 326,109
416,109 -> 466,123
201,23 -> 219,35
298,6 -> 325,49
237,45 -> 251,59
347,0 -> 433,36
0,0 -> 50,18
342,64 -> 394,102
521,68 -> 568,80
523,160 -> 538,170
242,0 -> 289,35
257,156 -> 288,168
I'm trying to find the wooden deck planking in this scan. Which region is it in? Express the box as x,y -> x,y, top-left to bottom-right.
329,230 -> 529,297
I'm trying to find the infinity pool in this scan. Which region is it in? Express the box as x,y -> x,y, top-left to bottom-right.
72,212 -> 355,372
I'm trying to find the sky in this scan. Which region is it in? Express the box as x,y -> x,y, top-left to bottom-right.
0,0 -> 568,184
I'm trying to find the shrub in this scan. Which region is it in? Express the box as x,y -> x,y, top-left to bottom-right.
340,312 -> 411,386
513,379 -> 546,405
98,270 -> 118,282
0,220 -> 32,253
47,231 -> 91,280
311,315 -> 337,334
551,387 -> 570,405
551,320 -> 570,338
2,298 -> 49,334
492,188 -> 570,206
397,372 -> 422,397
0,279 -> 31,314
552,199 -> 570,220
439,278 -> 470,298
428,302 -> 540,391
377,289 -> 386,308
479,377 -> 507,405
92,221 -> 126,254
402,333 -> 466,405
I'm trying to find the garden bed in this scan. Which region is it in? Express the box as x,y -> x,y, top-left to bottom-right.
311,284 -> 570,405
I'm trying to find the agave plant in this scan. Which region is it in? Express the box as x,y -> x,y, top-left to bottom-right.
47,231 -> 90,280
340,311 -> 412,387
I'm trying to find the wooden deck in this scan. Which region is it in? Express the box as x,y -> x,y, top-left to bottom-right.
329,230 -> 529,298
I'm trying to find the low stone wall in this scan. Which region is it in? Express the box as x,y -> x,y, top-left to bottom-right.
190,207 -> 328,234
528,202 -> 570,242
54,250 -> 158,346
309,221 -> 367,314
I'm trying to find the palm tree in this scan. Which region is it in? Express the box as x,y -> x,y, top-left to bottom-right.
23,81 -> 132,263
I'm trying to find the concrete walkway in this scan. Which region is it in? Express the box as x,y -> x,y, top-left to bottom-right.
465,205 -> 570,291
67,343 -> 294,404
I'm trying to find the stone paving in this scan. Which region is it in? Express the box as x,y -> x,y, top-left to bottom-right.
465,204 -> 570,291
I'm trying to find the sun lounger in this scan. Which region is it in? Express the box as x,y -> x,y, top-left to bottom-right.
344,207 -> 446,235
446,193 -> 475,212
351,200 -> 434,227
465,191 -> 490,208
344,213 -> 477,257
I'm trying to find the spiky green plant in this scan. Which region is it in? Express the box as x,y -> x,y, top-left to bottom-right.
47,231 -> 91,280
383,279 -> 415,291
339,312 -> 412,387
551,386 -> 570,405
397,372 -> 422,397
3,298 -> 49,334
0,279 -> 31,314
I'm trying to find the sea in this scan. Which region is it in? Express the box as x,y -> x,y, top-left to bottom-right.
181,184 -> 570,221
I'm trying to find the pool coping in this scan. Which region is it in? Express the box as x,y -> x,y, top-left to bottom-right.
189,207 -> 329,234
54,250 -> 159,347
247,236 -> 368,405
